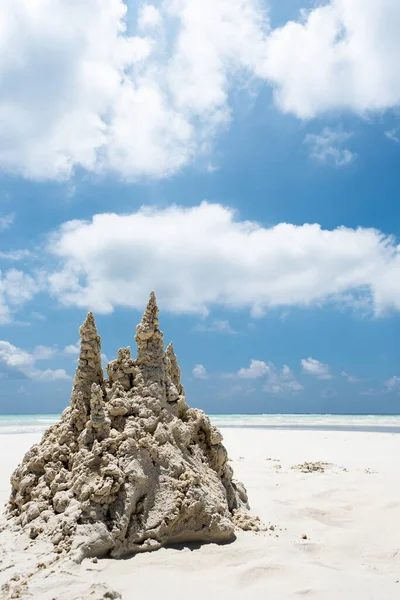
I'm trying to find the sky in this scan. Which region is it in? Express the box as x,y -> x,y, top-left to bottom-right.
0,0 -> 399,415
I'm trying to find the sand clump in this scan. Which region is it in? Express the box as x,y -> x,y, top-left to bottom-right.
5,292 -> 259,561
292,462 -> 328,473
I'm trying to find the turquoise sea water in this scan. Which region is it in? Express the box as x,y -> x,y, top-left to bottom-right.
1,414 -> 400,435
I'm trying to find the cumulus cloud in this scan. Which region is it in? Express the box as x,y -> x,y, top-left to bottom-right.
265,0 -> 400,118
305,128 -> 355,166
0,269 -> 40,323
301,357 -> 332,380
138,4 -> 162,29
0,340 -> 71,381
0,0 -> 269,180
192,364 -> 207,379
47,202 -> 400,316
238,359 -> 269,379
2,0 -> 400,182
263,364 -> 303,394
238,359 -> 302,393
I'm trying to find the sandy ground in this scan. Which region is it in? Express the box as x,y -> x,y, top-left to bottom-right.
0,427 -> 399,599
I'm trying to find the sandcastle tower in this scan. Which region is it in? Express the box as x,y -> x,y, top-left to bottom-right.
73,311 -> 104,409
6,292 -> 259,560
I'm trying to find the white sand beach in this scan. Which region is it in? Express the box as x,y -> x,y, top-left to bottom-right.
1,425 -> 399,599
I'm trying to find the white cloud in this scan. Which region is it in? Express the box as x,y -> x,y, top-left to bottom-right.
138,4 -> 162,29
265,0 -> 400,118
33,345 -> 57,360
305,128 -> 355,166
193,364 -> 207,379
301,357 -> 332,380
1,269 -> 39,305
0,214 -> 15,232
0,249 -> 31,261
0,0 -> 269,180
47,202 -> 400,316
63,343 -> 80,355
30,368 -> 71,382
384,376 -> 400,392
341,370 -> 360,383
238,359 -> 302,393
263,364 -> 303,394
0,341 -> 33,369
0,340 -> 71,381
238,359 -> 269,379
194,319 -> 236,334
2,0 -> 400,182
0,269 -> 39,323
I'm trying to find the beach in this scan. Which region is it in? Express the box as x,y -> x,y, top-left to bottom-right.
1,417 -> 399,599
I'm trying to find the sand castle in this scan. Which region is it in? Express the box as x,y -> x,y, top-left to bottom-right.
6,293 -> 259,560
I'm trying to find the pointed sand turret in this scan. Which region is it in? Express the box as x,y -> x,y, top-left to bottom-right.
135,291 -> 165,368
73,311 -> 104,409
166,342 -> 184,396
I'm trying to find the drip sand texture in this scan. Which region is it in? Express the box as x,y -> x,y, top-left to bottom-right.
6,292 -> 259,561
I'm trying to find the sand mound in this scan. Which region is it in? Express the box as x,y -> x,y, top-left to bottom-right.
6,293 -> 259,561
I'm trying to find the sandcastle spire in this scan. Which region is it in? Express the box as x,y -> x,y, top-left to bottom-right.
135,291 -> 165,367
72,311 -> 104,409
166,342 -> 184,396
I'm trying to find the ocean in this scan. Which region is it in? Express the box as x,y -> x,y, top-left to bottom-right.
1,414 -> 400,435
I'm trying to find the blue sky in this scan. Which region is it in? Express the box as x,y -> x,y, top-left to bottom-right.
0,0 -> 399,414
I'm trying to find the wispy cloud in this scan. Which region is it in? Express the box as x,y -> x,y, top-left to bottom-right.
341,371 -> 361,383
384,376 -> 400,392
31,312 -> 46,321
321,388 -> 337,399
305,129 -> 356,167
385,129 -> 400,143
63,343 -> 80,355
359,388 -> 379,397
0,213 -> 15,232
0,249 -> 30,261
194,319 -> 237,334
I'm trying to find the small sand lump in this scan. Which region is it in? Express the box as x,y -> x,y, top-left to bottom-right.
292,462 -> 328,473
6,292 -> 259,561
